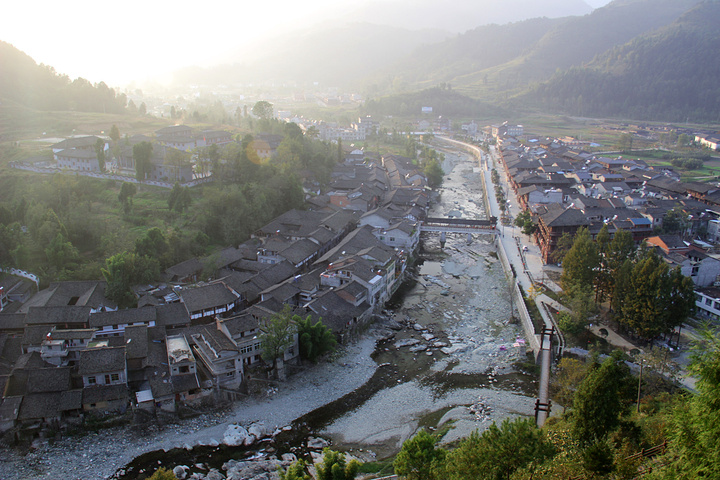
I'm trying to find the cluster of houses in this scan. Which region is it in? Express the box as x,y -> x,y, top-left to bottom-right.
52,125 -> 238,182
493,127 -> 720,322
0,144 -> 431,440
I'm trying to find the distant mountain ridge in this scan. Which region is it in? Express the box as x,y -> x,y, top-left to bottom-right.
528,1 -> 720,121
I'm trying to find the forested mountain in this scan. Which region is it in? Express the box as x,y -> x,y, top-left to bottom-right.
0,41 -> 127,113
375,0 -> 698,94
529,1 -> 720,121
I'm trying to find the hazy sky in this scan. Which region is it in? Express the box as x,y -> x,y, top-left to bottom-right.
4,0 -> 613,88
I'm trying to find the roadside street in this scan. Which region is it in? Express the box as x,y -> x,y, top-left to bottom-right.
481,146 -> 559,294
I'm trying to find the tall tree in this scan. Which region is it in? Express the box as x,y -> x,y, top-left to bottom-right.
94,138 -> 106,172
259,305 -> 297,377
445,417 -> 555,480
134,227 -> 169,264
133,141 -> 153,181
118,182 -> 137,213
394,429 -> 446,480
315,449 -> 360,480
252,100 -> 273,119
424,159 -> 445,189
658,328 -> 720,478
297,316 -> 337,363
102,251 -> 159,308
571,351 -> 634,445
550,232 -> 574,264
560,227 -> 599,292
109,124 -> 120,144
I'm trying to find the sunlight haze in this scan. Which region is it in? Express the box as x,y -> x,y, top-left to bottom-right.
4,0 -> 612,88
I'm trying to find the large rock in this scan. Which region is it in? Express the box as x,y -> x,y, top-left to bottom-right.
395,338 -> 421,348
248,422 -> 269,440
206,468 -> 225,480
223,424 -> 250,446
173,465 -> 189,480
307,436 -> 330,450
224,458 -> 283,480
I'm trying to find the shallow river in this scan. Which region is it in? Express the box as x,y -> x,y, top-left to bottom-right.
316,149 -> 537,459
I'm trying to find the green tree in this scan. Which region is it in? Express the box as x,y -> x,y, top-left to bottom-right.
252,100 -> 274,119
147,467 -> 177,480
118,182 -> 137,214
514,210 -> 536,237
315,449 -> 360,480
654,327 -> 720,478
445,417 -> 555,480
164,148 -> 190,182
619,250 -> 692,342
617,133 -> 633,152
297,316 -> 337,363
394,429 -> 446,480
552,357 -> 591,412
550,232 -> 574,264
45,232 -> 79,271
94,138 -> 106,172
134,227 -> 169,263
661,207 -> 689,235
560,227 -> 599,292
102,251 -> 159,308
610,258 -> 633,314
571,351 -> 634,445
133,141 -> 153,181
109,124 -> 120,144
594,224 -> 611,301
259,305 -> 298,377
279,459 -> 311,480
168,182 -> 192,213
305,126 -> 319,139
424,159 -> 444,189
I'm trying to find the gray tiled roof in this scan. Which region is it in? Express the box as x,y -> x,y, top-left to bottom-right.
89,307 -> 156,328
180,283 -> 238,313
25,306 -> 91,326
82,384 -> 129,404
26,367 -> 72,393
78,346 -> 126,375
154,303 -> 191,328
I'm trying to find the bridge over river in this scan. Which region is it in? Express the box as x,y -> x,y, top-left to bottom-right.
420,216 -> 497,247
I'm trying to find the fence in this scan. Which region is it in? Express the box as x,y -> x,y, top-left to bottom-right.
0,267 -> 39,287
496,237 -> 541,355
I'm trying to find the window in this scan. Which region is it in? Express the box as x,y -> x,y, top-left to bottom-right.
179,366 -> 190,374
88,376 -> 96,385
226,371 -> 234,377
240,345 -> 253,354
706,298 -> 713,305
110,373 -> 120,382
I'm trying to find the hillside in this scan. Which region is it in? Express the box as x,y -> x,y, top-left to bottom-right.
528,1 -> 720,121
0,42 -> 127,115
375,0 -> 700,96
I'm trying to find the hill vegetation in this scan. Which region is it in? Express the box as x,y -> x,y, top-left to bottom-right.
528,1 -> 720,121
0,41 -> 128,114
